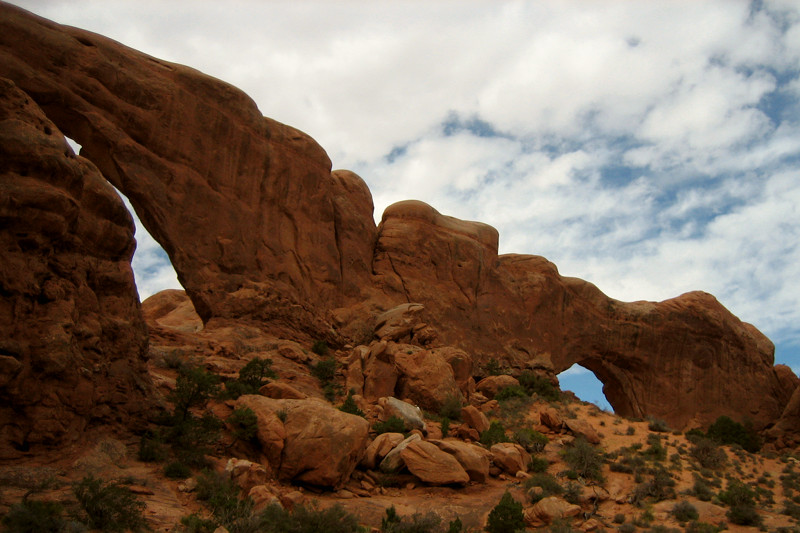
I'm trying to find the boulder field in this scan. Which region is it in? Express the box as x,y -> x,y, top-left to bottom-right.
0,1 -> 798,460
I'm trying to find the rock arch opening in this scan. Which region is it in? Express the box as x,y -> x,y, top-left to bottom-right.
557,357 -> 643,419
65,136 -> 181,301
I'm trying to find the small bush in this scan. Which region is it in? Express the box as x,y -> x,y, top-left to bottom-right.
258,503 -> 363,533
380,509 -> 442,532
485,492 -> 525,533
180,513 -> 217,533
528,456 -> 549,473
312,358 -> 337,384
783,500 -> 800,519
195,470 -> 253,528
373,416 -> 407,435
633,467 -> 675,504
168,365 -> 221,423
438,394 -> 463,421
726,504 -> 762,527
618,524 -> 636,533
643,434 -> 667,462
647,417 -> 669,433
563,482 -> 582,505
691,477 -> 714,501
561,437 -> 604,481
224,358 -> 277,399
1,499 -> 67,533
690,438 -> 726,470
524,473 -> 563,503
480,421 -> 510,447
671,501 -> 699,522
339,391 -> 365,417
229,406 -> 259,444
72,475 -> 147,532
496,385 -> 529,402
718,480 -> 756,508
706,415 -> 761,453
137,431 -> 166,462
440,418 -> 451,437
613,513 -> 626,524
311,340 -> 330,356
684,522 -> 722,533
164,461 -> 192,479
513,428 -> 548,454
518,371 -> 560,402
484,358 -> 503,376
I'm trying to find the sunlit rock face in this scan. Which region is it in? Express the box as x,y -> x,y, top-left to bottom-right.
0,1 -> 795,454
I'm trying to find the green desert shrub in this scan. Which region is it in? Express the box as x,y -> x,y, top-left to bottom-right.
169,365 -> 221,423
633,467 -> 675,504
495,385 -> 529,402
312,358 -> 337,383
164,461 -> 192,479
72,475 -> 148,532
438,394 -> 463,421
1,499 -> 68,533
339,390 -> 365,417
684,522 -> 722,533
137,431 -> 166,462
524,473 -> 563,503
485,492 -> 525,533
671,500 -> 699,522
561,437 -> 604,481
484,358 -> 503,376
528,456 -> 549,473
223,357 -> 277,399
258,503 -> 364,533
706,415 -> 761,453
480,421 -> 510,447
379,507 -> 442,532
440,417 -> 451,437
518,371 -> 560,402
228,406 -> 259,444
373,416 -> 408,435
180,513 -> 217,533
646,416 -> 669,433
513,427 -> 548,453
690,438 -> 726,470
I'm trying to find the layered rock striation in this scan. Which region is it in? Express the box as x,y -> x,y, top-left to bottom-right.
0,1 -> 795,451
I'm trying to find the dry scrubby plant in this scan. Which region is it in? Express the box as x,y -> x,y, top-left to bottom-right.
561,437 -> 604,481
485,492 -> 525,533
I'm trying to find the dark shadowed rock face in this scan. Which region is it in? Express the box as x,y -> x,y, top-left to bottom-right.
0,2 -> 795,441
0,77 -> 150,458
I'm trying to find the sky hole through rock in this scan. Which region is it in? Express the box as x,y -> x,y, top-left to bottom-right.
558,364 -> 612,412
64,136 -> 181,301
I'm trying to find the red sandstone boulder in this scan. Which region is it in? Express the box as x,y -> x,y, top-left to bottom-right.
565,419 -> 601,444
490,443 -> 531,475
476,375 -> 520,399
374,303 -> 425,342
460,405 -> 490,434
399,440 -> 470,485
259,382 -> 307,400
393,346 -> 463,411
236,395 -> 368,488
525,497 -> 581,525
430,439 -> 491,483
540,408 -> 564,430
361,433 -> 405,470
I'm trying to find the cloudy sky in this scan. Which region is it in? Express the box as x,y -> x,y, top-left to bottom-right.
13,1 -> 800,410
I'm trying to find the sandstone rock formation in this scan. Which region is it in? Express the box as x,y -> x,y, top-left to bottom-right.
0,77 -> 150,458
0,2 -> 795,441
236,395 -> 369,488
399,440 -> 470,485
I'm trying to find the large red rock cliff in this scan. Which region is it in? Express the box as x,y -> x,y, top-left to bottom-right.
0,2 -> 795,453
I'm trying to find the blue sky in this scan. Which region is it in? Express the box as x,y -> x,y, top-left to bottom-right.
18,1 -> 800,411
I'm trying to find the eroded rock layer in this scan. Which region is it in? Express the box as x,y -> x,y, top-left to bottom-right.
0,2 -> 795,442
0,77 -> 150,458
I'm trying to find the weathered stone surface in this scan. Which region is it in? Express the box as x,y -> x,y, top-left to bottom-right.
259,382 -> 307,400
380,434 -> 421,473
380,397 -> 426,433
476,375 -> 520,399
399,440 -> 470,485
524,496 -> 581,525
374,303 -> 425,342
236,395 -> 368,488
564,419 -> 601,444
460,405 -> 490,434
490,443 -> 531,475
540,408 -> 564,431
141,289 -> 203,333
361,432 -> 405,470
393,346 -> 463,411
0,77 -> 150,458
430,439 -> 491,483
225,458 -> 270,493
